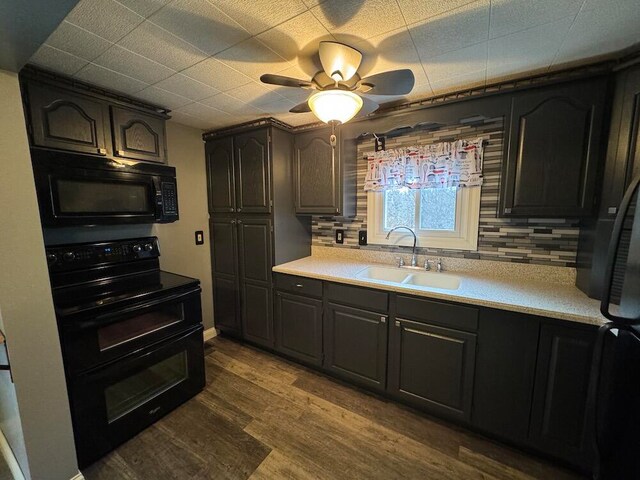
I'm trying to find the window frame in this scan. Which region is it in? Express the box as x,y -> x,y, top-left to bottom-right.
366,187 -> 481,251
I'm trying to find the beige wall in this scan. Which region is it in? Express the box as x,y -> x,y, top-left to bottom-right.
0,70 -> 78,479
154,122 -> 214,330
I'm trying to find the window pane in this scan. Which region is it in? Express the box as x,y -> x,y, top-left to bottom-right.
420,187 -> 457,231
384,189 -> 415,230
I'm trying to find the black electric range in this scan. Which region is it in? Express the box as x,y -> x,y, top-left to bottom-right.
47,237 -> 205,468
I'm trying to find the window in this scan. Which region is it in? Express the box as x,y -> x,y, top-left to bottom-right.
367,187 -> 480,250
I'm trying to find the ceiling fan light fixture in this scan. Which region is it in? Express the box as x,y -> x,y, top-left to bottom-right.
308,90 -> 363,124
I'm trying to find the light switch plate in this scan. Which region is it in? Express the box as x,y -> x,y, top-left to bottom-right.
195,230 -> 204,245
359,230 -> 367,245
335,229 -> 344,244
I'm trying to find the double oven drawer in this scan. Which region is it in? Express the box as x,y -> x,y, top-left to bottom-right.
70,325 -> 205,468
60,286 -> 202,375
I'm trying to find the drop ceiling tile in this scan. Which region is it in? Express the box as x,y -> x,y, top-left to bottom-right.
118,20 -> 207,71
45,21 -> 113,61
93,45 -> 175,84
397,0 -> 479,24
201,93 -> 267,116
29,45 -> 88,76
75,63 -> 149,94
209,0 -> 308,35
215,38 -> 291,83
423,41 -> 487,84
169,111 -> 209,129
154,73 -> 219,100
430,69 -> 486,95
255,96 -> 297,115
487,16 -> 574,82
257,11 -> 332,64
311,0 -> 405,40
177,101 -> 230,121
65,0 -> 145,43
181,58 -> 252,92
553,0 -> 640,66
274,111 -> 318,127
115,0 -> 170,18
135,86 -> 193,109
224,82 -> 281,106
409,0 -> 490,60
489,0 -> 583,39
148,0 -> 250,56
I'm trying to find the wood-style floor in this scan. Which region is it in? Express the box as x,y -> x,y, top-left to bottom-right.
83,336 -> 585,480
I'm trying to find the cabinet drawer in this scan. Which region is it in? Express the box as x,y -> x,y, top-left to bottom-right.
275,274 -> 323,298
396,295 -> 478,332
325,282 -> 388,312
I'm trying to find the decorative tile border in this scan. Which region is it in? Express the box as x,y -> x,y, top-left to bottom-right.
312,118 -> 580,267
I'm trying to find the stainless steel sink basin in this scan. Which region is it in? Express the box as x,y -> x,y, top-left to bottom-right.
356,266 -> 411,283
403,271 -> 461,290
356,266 -> 461,291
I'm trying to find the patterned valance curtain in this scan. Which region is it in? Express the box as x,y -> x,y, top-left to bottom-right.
363,137 -> 484,191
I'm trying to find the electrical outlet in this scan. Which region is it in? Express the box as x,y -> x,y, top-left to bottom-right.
358,230 -> 367,245
195,231 -> 204,245
335,229 -> 344,244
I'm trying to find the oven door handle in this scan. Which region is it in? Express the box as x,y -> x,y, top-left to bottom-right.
75,287 -> 201,331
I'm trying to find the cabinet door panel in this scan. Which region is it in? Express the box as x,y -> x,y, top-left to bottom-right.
529,323 -> 596,467
111,107 -> 166,163
241,282 -> 273,347
501,79 -> 606,217
209,218 -> 237,277
212,275 -> 240,333
389,319 -> 476,421
294,129 -> 340,214
275,292 -> 323,365
27,81 -> 110,155
237,218 -> 272,284
324,303 -> 387,390
235,129 -> 271,213
206,137 -> 236,213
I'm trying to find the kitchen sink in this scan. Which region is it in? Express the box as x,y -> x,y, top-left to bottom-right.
356,266 -> 412,283
356,266 -> 461,291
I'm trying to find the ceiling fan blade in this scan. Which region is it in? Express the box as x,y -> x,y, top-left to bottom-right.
355,96 -> 379,118
358,69 -> 415,95
289,101 -> 311,113
319,41 -> 362,82
260,74 -> 313,89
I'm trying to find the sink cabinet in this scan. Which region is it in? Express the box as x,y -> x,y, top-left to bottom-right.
270,273 -> 598,473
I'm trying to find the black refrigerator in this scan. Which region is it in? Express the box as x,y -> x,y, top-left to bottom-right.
592,174 -> 640,479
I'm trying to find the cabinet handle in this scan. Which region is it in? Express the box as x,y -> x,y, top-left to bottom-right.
237,208 -> 242,212
97,148 -> 107,155
394,320 -> 401,327
380,316 -> 386,324
237,220 -> 243,224
230,220 -> 236,224
294,283 -> 304,288
230,208 -> 235,212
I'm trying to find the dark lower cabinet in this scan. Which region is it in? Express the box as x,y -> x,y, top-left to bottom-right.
212,275 -> 240,334
274,292 -> 323,365
324,303 -> 387,390
209,218 -> 240,335
241,282 -> 273,347
388,318 -> 476,422
529,322 -> 596,468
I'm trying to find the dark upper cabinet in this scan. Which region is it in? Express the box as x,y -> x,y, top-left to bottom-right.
209,218 -> 240,334
235,130 -> 271,213
111,106 -> 167,163
206,137 -> 236,213
472,309 -> 539,443
293,128 -> 355,216
529,322 -> 596,468
500,77 -> 607,217
388,318 -> 476,422
324,303 -> 387,390
25,81 -> 111,156
275,292 -> 323,365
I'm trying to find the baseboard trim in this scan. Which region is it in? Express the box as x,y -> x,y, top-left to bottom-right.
203,327 -> 217,341
0,428 -> 25,480
70,472 -> 85,480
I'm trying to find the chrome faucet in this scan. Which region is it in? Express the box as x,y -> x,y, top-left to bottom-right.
436,258 -> 443,273
386,226 -> 418,267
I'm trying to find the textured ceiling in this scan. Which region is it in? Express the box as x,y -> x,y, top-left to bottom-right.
29,0 -> 640,131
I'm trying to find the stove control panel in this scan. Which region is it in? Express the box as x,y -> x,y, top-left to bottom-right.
46,237 -> 160,272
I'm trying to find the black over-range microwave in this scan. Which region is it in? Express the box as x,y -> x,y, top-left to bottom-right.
31,149 -> 179,227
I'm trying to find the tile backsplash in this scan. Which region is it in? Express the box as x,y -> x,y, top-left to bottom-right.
312,118 -> 580,267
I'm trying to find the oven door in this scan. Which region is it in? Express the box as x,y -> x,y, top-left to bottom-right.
70,325 -> 205,469
39,166 -> 159,226
62,286 -> 202,374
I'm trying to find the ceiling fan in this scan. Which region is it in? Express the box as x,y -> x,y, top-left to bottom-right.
260,41 -> 415,125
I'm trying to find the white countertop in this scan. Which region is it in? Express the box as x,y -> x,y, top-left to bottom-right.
273,256 -> 608,326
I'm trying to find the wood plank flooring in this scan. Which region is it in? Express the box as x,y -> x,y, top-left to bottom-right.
83,336 -> 586,480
